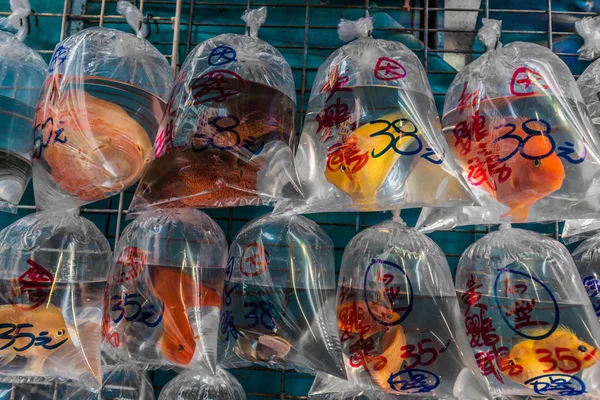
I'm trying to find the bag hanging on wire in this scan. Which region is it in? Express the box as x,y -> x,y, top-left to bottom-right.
103,208 -> 227,372
309,214 -> 492,399
0,210 -> 112,388
0,0 -> 47,213
280,14 -> 475,214
32,1 -> 173,211
417,18 -> 600,232
455,224 -> 600,398
128,7 -> 299,213
218,213 -> 345,378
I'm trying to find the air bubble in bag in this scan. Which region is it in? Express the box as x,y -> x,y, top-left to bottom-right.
0,0 -> 47,212
32,3 -> 173,211
309,216 -> 492,399
0,210 -> 111,387
128,7 -> 299,212
282,16 -> 474,214
103,208 -> 227,372
158,367 -> 245,400
417,18 -> 600,231
455,225 -> 600,397
218,213 -> 345,378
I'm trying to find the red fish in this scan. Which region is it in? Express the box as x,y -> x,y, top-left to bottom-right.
150,266 -> 221,365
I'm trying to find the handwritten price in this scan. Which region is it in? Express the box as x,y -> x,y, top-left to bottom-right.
0,323 -> 68,352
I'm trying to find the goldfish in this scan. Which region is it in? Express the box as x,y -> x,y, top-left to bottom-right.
449,114 -> 565,222
337,299 -> 406,392
324,111 -> 421,206
0,304 -> 71,374
149,266 -> 221,365
35,75 -> 153,202
501,325 -> 598,386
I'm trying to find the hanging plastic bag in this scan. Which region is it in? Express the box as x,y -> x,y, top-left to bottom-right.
158,367 -> 245,400
573,234 -> 600,325
127,7 -> 298,213
0,210 -> 111,387
561,16 -> 600,244
32,3 -> 173,211
0,365 -> 154,399
218,213 -> 345,378
280,15 -> 474,214
309,215 -> 491,399
0,1 -> 47,212
103,208 -> 227,372
455,225 -> 600,398
417,18 -> 600,232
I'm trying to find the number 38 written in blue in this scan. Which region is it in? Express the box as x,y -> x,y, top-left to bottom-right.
244,300 -> 277,330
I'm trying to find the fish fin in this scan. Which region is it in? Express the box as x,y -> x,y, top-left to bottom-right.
0,352 -> 16,367
26,357 -> 46,375
514,326 -> 553,342
501,205 -> 529,223
556,324 -> 576,336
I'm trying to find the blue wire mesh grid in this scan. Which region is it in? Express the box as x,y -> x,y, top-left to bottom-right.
0,0 -> 596,397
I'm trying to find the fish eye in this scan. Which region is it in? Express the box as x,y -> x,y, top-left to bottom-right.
533,159 -> 541,168
177,344 -> 184,352
508,360 -> 515,366
341,166 -> 346,171
57,329 -> 65,337
578,345 -> 588,353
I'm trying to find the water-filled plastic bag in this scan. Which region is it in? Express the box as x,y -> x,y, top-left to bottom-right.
455,225 -> 600,397
128,7 -> 298,213
0,28 -> 46,211
0,210 -> 111,387
32,14 -> 173,211
0,365 -> 154,399
309,217 -> 491,399
283,16 -> 474,214
572,234 -> 600,325
417,19 -> 600,231
157,368 -> 245,400
218,213 -> 345,378
103,208 -> 227,372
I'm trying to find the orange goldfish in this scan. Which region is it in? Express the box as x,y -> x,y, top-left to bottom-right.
0,304 -> 71,374
501,325 -> 598,386
35,75 -> 153,202
337,299 -> 406,392
449,115 -> 565,222
150,266 -> 221,365
324,111 -> 420,206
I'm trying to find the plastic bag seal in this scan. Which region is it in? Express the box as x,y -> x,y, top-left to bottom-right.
477,18 -> 502,52
576,15 -> 600,60
338,14 -> 373,42
117,0 -> 147,39
242,6 -> 267,39
0,0 -> 32,41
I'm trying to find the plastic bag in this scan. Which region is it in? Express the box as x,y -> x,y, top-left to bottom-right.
157,367 -> 245,400
455,225 -> 600,397
218,213 -> 345,378
128,7 -> 298,213
417,18 -> 600,231
0,1 -> 47,212
0,210 -> 111,387
572,234 -> 600,324
309,216 -> 491,399
283,15 -> 474,214
103,208 -> 227,372
0,365 -> 154,399
32,12 -> 174,211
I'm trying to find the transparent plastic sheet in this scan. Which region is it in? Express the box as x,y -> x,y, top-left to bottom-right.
102,208 -> 227,372
218,213 -> 345,378
455,226 -> 600,398
416,19 -> 600,232
572,234 -> 600,325
32,23 -> 173,211
278,17 -> 475,214
0,210 -> 111,388
0,21 -> 47,213
128,7 -> 299,213
576,16 -> 600,61
562,219 -> 600,245
309,217 -> 492,399
157,367 -> 246,400
0,365 -> 154,399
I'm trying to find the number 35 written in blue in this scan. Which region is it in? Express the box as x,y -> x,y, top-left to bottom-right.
111,293 -> 164,328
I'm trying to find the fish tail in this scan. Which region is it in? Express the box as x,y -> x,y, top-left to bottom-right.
501,205 -> 529,223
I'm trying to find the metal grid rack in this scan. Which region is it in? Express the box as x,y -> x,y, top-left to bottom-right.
0,0 -> 596,398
